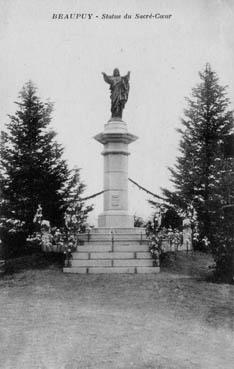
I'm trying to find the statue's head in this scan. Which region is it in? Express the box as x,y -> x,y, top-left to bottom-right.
113,68 -> 120,77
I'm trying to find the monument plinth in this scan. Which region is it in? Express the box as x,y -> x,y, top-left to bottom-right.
63,68 -> 160,274
95,118 -> 137,228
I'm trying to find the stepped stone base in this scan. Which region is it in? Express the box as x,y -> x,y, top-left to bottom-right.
64,267 -> 160,274
63,228 -> 160,274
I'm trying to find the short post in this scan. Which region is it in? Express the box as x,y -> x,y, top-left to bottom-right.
111,230 -> 114,251
182,218 -> 192,251
0,259 -> 5,274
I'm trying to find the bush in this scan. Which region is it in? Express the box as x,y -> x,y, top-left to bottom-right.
212,231 -> 234,283
133,215 -> 145,228
0,218 -> 27,259
211,206 -> 234,283
213,250 -> 234,283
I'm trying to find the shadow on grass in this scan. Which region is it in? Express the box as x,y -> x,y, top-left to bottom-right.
161,250 -> 214,281
2,252 -> 65,275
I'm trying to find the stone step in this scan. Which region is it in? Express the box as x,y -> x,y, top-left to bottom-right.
78,240 -> 149,246
71,258 -> 153,267
80,227 -> 146,235
72,251 -> 152,260
113,244 -> 149,252
77,244 -> 113,253
72,259 -> 112,267
88,267 -> 136,274
78,234 -> 147,242
113,259 -> 153,267
73,252 -> 89,259
76,243 -> 149,253
136,252 -> 152,259
63,227 -> 159,274
95,227 -> 145,232
63,266 -> 160,274
90,252 -> 135,259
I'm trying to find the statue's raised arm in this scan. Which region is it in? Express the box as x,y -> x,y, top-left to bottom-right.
102,72 -> 112,85
124,71 -> 130,82
102,68 -> 130,119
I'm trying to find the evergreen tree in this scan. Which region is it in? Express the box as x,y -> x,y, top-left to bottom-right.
163,64 -> 234,250
160,208 -> 183,230
0,81 -> 90,239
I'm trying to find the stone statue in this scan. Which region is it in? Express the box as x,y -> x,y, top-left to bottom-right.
102,68 -> 130,119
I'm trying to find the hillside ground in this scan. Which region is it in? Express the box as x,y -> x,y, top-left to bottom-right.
0,251 -> 233,369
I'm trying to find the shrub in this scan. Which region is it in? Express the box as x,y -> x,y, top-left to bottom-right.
27,204 -> 89,267
0,218 -> 26,259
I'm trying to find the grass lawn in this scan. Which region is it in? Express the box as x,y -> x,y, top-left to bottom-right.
0,252 -> 234,369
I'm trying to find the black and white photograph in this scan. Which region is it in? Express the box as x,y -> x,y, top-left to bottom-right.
0,0 -> 234,368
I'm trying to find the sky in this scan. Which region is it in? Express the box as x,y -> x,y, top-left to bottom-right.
0,0 -> 234,225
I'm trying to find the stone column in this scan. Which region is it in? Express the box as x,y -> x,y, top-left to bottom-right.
94,118 -> 138,228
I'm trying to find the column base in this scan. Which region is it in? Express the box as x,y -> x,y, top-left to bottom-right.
98,212 -> 134,228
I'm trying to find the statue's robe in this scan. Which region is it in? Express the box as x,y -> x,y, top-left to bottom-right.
103,73 -> 130,118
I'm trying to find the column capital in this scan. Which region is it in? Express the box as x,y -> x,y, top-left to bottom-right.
94,119 -> 138,145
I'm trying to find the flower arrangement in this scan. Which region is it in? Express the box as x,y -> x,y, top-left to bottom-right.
148,234 -> 161,267
63,235 -> 77,267
166,228 -> 182,251
27,203 -> 89,266
146,219 -> 164,267
146,209 -> 183,266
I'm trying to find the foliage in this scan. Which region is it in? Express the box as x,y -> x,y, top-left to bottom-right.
0,217 -> 26,259
160,208 -> 183,230
0,81 -> 70,232
163,65 -> 233,240
146,212 -> 182,266
148,234 -> 161,267
162,65 -> 234,274
212,206 -> 234,283
27,202 -> 91,266
133,215 -> 145,228
165,228 -> 183,251
0,81 -> 93,257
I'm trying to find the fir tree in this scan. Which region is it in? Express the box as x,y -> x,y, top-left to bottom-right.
163,64 -> 234,250
0,81 -> 90,238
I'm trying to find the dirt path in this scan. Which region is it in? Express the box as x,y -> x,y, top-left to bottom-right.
0,265 -> 234,369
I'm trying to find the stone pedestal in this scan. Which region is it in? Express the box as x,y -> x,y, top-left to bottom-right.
94,119 -> 137,228
63,118 -> 160,274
